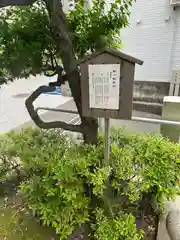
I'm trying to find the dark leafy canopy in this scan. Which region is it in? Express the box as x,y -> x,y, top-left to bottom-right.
0,2 -> 54,82
0,0 -> 133,84
0,0 -> 35,7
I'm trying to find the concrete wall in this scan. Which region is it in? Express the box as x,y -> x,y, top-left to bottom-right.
120,0 -> 180,83
133,81 -> 170,103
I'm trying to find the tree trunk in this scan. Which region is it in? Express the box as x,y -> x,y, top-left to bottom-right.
82,118 -> 98,144
44,0 -> 98,145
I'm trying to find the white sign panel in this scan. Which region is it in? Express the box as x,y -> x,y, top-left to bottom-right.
88,64 -> 120,109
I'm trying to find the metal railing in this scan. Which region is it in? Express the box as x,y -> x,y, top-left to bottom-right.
35,107 -> 180,127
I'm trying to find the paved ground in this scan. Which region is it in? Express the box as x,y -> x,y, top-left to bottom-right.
0,76 -> 72,134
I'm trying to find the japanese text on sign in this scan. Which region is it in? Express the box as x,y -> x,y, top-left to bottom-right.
88,64 -> 120,109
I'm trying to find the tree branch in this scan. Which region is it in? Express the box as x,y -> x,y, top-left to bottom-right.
44,0 -> 82,114
43,0 -> 98,144
25,85 -> 82,133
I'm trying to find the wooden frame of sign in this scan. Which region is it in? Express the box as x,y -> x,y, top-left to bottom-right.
80,48 -> 143,120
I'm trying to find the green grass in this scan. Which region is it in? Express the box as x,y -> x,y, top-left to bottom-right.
0,197 -> 58,240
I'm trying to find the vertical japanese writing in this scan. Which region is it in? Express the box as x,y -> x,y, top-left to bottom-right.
88,64 -> 120,109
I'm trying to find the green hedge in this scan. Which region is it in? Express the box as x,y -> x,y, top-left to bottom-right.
0,127 -> 179,240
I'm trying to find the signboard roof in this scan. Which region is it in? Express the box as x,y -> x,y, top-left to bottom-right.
79,48 -> 144,66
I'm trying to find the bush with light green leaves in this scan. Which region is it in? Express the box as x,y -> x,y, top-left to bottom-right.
1,127 -> 179,239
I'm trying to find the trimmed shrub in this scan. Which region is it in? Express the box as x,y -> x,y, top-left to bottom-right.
1,127 -> 179,240
0,134 -> 21,182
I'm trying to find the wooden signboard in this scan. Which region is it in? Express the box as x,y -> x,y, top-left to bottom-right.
80,48 -> 143,120
80,48 -> 143,166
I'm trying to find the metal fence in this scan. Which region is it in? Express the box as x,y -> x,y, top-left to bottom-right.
35,107 -> 180,127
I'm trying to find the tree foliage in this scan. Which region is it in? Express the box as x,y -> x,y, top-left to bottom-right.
0,0 -> 133,84
0,2 -> 54,83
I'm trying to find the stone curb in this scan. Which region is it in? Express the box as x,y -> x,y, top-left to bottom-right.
157,196 -> 180,240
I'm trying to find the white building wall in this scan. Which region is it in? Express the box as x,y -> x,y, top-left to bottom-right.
62,0 -> 75,12
121,0 -> 180,82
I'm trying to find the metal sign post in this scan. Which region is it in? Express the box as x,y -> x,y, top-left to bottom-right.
88,64 -> 120,167
104,118 -> 110,166
98,118 -> 103,133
